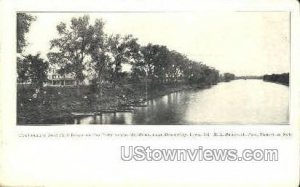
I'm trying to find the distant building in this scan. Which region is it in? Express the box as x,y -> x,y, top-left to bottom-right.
17,61 -> 90,87
46,66 -> 76,86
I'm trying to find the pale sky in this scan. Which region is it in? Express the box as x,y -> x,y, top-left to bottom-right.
24,12 -> 290,76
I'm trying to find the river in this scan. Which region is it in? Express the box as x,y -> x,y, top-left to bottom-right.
73,79 -> 289,125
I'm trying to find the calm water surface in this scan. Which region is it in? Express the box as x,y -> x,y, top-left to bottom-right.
74,80 -> 289,125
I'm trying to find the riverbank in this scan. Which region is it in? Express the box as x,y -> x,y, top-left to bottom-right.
17,82 -> 212,124
262,73 -> 289,86
263,80 -> 289,86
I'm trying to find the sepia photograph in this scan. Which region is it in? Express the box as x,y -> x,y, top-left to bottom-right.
17,12 -> 290,125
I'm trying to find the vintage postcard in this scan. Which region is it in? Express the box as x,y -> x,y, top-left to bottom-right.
0,0 -> 299,187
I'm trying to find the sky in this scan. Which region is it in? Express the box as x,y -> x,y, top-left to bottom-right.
24,12 -> 290,76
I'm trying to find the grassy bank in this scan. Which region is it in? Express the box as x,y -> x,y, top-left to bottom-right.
17,82 -> 209,124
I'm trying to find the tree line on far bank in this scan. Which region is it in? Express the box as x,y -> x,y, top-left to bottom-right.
17,14 -> 236,92
263,73 -> 289,86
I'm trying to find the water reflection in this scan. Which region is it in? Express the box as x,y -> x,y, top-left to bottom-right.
132,91 -> 191,124
74,112 -> 133,124
48,80 -> 289,125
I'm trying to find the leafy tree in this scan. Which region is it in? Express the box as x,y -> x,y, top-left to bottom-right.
166,51 -> 186,83
19,54 -> 49,88
263,73 -> 289,85
223,73 -> 235,82
130,64 -> 147,83
151,45 -> 170,84
139,44 -> 157,81
17,56 -> 30,84
17,13 -> 37,85
88,21 -> 109,93
140,44 -> 170,84
106,34 -> 141,84
89,41 -> 111,89
47,15 -> 105,87
17,13 -> 36,53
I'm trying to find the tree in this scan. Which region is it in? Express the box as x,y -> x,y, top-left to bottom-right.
263,73 -> 289,85
223,73 -> 235,82
19,54 -> 49,88
88,21 -> 109,93
17,56 -> 30,84
139,44 -> 157,81
17,13 -> 37,85
140,44 -> 170,85
17,13 -> 36,53
106,34 -> 141,84
166,50 -> 186,83
47,15 -> 106,88
151,45 -> 170,84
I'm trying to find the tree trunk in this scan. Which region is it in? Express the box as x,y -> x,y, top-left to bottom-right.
76,81 -> 81,96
